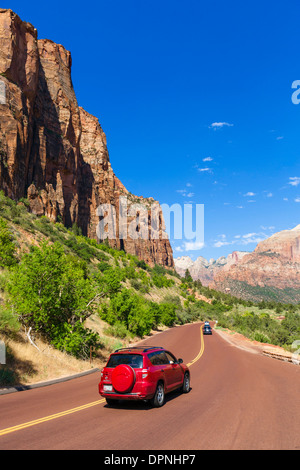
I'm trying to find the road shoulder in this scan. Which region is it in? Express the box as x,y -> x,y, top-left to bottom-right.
214,327 -> 298,364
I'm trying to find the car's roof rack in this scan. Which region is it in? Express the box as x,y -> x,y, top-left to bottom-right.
114,346 -> 164,353
142,346 -> 164,352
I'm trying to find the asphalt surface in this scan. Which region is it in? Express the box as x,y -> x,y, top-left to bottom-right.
0,322 -> 299,450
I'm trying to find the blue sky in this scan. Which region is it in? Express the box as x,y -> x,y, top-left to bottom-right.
4,0 -> 300,260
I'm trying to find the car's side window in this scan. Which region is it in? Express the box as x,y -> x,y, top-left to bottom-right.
165,352 -> 177,364
148,351 -> 169,365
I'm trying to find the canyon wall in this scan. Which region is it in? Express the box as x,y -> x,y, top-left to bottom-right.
0,9 -> 173,267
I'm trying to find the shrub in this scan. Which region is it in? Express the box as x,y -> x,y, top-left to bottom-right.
253,332 -> 270,343
51,322 -> 102,359
0,306 -> 20,333
99,289 -> 154,337
0,218 -> 16,267
158,303 -> 176,327
0,367 -> 17,386
103,322 -> 134,340
152,274 -> 175,288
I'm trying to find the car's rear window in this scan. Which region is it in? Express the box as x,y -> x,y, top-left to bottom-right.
107,354 -> 144,369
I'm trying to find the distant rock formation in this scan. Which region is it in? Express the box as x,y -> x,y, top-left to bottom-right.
0,8 -> 173,267
175,225 -> 300,302
174,251 -> 249,285
211,225 -> 300,292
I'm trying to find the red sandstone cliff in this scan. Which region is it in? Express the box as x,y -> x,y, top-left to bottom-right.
0,9 -> 173,267
210,225 -> 300,302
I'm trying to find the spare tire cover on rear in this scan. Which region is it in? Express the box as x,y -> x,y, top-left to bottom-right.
112,365 -> 136,393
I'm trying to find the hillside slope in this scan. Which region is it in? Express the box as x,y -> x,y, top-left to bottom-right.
0,192 -> 181,386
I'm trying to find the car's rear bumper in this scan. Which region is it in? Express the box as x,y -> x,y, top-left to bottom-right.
100,392 -> 152,401
99,383 -> 155,401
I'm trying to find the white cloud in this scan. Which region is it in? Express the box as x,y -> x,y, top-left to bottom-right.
202,156 -> 213,162
294,197 -> 300,203
176,189 -> 195,197
213,240 -> 231,248
242,233 -> 257,238
239,235 -> 266,245
184,241 -> 204,251
213,234 -> 231,248
174,240 -> 205,252
288,177 -> 300,187
266,192 -> 273,197
198,167 -> 212,172
209,122 -> 234,129
213,230 -> 270,248
243,191 -> 256,197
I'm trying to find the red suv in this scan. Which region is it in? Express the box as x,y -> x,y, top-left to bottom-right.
99,346 -> 190,407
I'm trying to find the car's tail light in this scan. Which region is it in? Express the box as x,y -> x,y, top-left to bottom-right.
142,369 -> 149,379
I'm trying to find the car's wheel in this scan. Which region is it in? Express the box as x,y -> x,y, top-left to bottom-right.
150,382 -> 165,407
182,372 -> 190,393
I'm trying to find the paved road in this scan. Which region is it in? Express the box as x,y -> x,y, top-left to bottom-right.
0,322 -> 299,450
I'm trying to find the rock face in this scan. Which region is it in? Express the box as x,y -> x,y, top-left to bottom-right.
210,225 -> 300,302
0,9 -> 173,267
174,251 -> 248,286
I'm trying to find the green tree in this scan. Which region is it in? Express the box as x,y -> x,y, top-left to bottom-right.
7,242 -> 101,358
184,269 -> 193,284
100,288 -> 154,337
158,302 -> 177,327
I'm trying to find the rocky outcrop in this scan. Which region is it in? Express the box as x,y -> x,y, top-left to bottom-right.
174,251 -> 248,285
210,225 -> 300,302
254,224 -> 300,263
0,9 -> 173,267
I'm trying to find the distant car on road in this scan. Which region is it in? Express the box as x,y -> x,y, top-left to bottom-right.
203,323 -> 212,335
99,346 -> 190,407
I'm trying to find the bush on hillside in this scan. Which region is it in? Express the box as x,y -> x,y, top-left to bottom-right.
0,217 -> 17,267
6,242 -> 101,358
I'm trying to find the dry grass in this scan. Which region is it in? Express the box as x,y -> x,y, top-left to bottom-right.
0,314 -> 134,387
1,331 -> 101,386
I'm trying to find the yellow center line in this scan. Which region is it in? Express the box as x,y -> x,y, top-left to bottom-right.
0,399 -> 105,437
187,325 -> 205,367
0,324 -> 205,438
